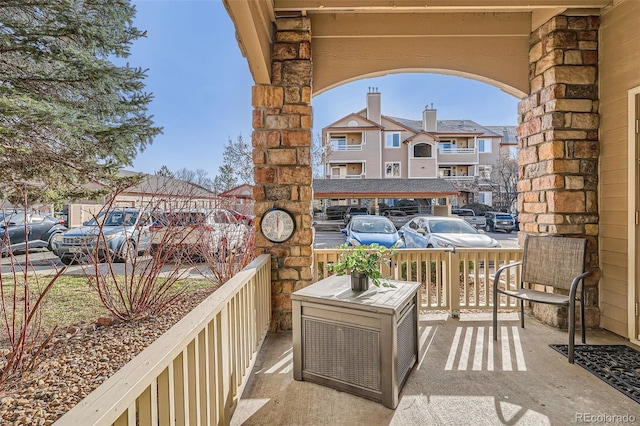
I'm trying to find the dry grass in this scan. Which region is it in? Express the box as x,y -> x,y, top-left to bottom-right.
0,275 -> 212,345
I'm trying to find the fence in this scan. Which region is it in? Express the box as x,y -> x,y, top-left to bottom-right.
54,254 -> 271,426
314,247 -> 523,314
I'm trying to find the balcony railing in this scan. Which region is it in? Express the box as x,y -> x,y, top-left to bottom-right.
54,254 -> 271,426
314,247 -> 523,313
328,174 -> 364,179
331,144 -> 363,151
442,175 -> 475,181
438,147 -> 476,154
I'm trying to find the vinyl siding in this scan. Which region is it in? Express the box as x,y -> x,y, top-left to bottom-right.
598,0 -> 640,337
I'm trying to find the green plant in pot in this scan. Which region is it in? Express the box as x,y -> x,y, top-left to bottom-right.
328,243 -> 397,291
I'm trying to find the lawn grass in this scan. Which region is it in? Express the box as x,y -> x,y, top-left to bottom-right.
0,273 -> 213,344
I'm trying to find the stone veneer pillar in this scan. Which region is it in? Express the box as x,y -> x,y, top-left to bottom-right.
517,15 -> 601,328
252,16 -> 313,331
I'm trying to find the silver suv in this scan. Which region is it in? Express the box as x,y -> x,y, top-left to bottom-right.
52,208 -> 157,264
484,211 -> 516,233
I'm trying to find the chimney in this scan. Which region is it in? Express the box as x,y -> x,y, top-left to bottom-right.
366,87 -> 381,125
423,103 -> 437,132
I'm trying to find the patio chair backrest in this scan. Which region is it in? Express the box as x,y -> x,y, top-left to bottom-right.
521,235 -> 587,290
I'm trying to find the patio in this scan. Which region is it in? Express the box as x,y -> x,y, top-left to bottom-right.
233,311 -> 639,425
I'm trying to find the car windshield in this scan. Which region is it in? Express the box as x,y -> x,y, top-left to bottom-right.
428,219 -> 479,234
87,210 -> 138,227
352,219 -> 396,234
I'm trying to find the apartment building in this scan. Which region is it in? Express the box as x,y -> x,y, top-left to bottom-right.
322,89 -> 518,208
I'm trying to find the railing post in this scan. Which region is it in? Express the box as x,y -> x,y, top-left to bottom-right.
448,250 -> 460,318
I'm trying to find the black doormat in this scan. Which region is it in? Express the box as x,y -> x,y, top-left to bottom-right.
550,344 -> 640,404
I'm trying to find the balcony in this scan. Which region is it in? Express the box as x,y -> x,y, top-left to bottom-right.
442,175 -> 475,181
54,249 -> 640,425
438,147 -> 478,164
331,144 -> 363,151
328,173 -> 364,179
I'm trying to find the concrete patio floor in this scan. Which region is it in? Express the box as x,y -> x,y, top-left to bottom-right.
232,312 -> 639,425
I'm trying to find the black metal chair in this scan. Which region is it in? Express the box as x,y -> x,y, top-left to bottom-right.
492,235 -> 591,363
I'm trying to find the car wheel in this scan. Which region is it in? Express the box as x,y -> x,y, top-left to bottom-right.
59,256 -> 74,265
506,230 -> 513,234
484,224 -> 491,232
115,240 -> 136,263
47,232 -> 61,251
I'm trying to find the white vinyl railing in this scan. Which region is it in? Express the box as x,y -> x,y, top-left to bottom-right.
438,147 -> 476,154
332,144 -> 363,151
54,254 -> 271,426
314,247 -> 523,313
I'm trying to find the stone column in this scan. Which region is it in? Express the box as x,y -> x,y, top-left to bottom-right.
517,15 -> 600,327
252,16 -> 313,331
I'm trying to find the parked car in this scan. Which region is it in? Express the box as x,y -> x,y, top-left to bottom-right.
52,208 -> 157,265
342,215 -> 404,248
0,212 -> 67,255
382,209 -> 412,228
343,206 -> 369,225
229,210 -> 255,226
452,208 -> 487,229
399,216 -> 499,249
149,208 -> 249,260
325,205 -> 348,221
484,211 -> 516,233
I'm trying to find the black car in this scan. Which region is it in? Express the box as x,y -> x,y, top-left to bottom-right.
343,206 -> 369,225
484,211 -> 516,233
0,211 -> 68,255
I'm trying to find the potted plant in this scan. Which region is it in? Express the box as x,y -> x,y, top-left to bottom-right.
328,243 -> 396,291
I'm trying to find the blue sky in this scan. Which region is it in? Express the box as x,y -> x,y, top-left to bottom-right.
130,0 -> 519,176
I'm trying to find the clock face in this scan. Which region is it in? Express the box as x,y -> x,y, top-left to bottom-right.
261,208 -> 295,243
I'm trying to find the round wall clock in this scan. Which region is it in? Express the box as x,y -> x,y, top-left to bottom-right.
261,208 -> 296,243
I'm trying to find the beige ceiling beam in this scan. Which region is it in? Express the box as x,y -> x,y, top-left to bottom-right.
310,12 -> 531,38
275,0 -> 610,13
223,0 -> 274,85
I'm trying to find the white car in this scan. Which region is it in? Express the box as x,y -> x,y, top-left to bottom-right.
399,216 -> 500,249
149,208 -> 249,260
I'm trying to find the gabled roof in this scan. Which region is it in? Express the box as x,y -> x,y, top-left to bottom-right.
219,183 -> 252,198
323,113 -> 383,130
313,178 -> 458,198
486,126 -> 519,144
403,131 -> 439,143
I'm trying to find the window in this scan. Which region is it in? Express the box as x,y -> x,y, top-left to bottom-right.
385,162 -> 401,178
478,165 -> 492,179
478,191 -> 493,206
385,132 -> 401,148
413,143 -> 432,158
438,139 -> 453,153
330,135 -> 346,150
439,167 -> 453,177
478,139 -> 492,153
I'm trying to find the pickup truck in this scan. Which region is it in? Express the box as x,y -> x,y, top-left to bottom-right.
452,208 -> 487,229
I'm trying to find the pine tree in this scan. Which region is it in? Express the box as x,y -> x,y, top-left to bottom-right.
155,165 -> 174,178
0,1 -> 162,203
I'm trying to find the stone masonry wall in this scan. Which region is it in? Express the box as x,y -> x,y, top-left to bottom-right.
252,17 -> 313,331
517,15 -> 601,328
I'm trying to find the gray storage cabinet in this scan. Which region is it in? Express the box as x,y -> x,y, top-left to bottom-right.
292,275 -> 420,409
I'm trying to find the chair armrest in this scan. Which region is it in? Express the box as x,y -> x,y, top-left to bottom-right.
569,271 -> 591,300
493,261 -> 523,292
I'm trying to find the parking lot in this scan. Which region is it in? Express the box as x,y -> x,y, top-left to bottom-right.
313,220 -> 520,249
1,225 -> 519,275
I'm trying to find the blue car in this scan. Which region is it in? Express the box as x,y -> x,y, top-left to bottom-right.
341,215 -> 404,248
